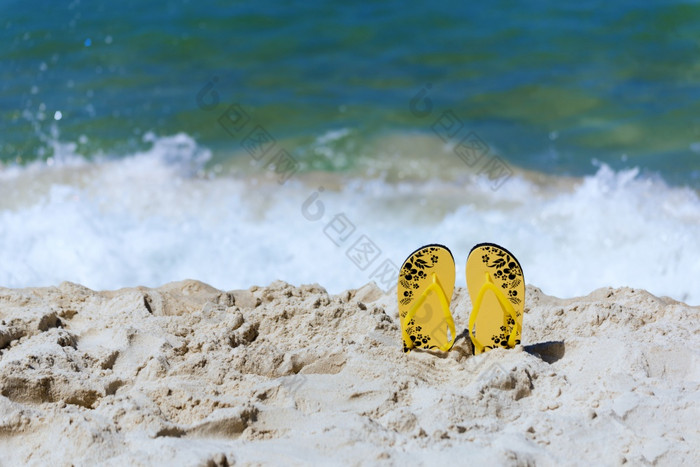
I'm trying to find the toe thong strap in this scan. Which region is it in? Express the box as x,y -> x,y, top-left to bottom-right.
468,272 -> 521,354
402,272 -> 456,352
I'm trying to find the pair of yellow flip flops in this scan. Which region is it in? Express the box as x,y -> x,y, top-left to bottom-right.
397,243 -> 524,355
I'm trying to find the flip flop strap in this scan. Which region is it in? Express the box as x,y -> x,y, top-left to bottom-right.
402,272 -> 456,352
468,272 -> 521,353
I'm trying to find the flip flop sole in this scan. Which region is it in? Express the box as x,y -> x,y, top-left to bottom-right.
466,243 -> 525,354
398,244 -> 456,353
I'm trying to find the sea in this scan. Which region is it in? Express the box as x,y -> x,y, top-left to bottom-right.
1,0 -> 699,304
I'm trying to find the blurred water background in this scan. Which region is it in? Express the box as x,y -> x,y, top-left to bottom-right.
1,0 -> 699,303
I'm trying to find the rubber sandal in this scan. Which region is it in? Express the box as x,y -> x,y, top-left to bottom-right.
466,243 -> 525,355
398,244 -> 456,353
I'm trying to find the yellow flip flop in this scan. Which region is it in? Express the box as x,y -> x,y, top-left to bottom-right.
398,244 -> 456,353
466,243 -> 524,355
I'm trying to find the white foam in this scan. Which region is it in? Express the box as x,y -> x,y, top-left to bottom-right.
1,134 -> 698,305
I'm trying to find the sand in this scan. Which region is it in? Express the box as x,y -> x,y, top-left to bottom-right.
0,279 -> 698,466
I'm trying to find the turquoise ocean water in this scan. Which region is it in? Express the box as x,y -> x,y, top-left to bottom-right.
1,1 -> 699,303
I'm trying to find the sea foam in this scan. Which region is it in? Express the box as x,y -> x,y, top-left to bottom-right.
1,133 -> 698,304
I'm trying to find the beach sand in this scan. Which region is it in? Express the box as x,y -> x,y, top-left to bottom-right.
0,279 -> 698,465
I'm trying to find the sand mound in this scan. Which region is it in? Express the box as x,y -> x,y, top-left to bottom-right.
0,280 -> 697,465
